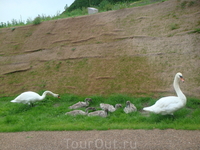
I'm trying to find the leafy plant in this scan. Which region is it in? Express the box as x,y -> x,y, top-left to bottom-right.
170,23 -> 179,30
11,28 -> 15,31
33,16 -> 42,25
180,1 -> 187,9
71,48 -> 76,51
189,28 -> 200,34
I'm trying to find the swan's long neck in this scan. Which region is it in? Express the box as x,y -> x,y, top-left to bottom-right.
85,100 -> 89,105
40,91 -> 54,100
173,75 -> 186,104
126,102 -> 130,108
86,108 -> 90,114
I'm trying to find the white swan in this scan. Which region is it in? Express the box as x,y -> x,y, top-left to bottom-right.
100,103 -> 122,112
69,98 -> 92,109
10,91 -> 60,106
143,72 -> 186,115
65,107 -> 96,116
123,101 -> 137,114
88,108 -> 108,118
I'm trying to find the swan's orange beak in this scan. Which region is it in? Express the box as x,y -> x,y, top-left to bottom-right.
180,77 -> 184,82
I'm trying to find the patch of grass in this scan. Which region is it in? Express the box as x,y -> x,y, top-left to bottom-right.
13,44 -> 20,50
71,48 -> 76,51
170,23 -> 180,30
25,32 -> 32,37
189,28 -> 200,34
0,94 -> 199,132
180,1 -> 188,9
179,0 -> 197,8
11,28 -> 15,31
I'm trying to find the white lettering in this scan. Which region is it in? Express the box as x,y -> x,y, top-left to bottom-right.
95,139 -> 103,149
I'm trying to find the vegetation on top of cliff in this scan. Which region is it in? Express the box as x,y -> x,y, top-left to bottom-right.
0,0 -> 164,28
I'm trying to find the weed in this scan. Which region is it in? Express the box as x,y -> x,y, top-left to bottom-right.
180,1 -> 188,9
37,80 -> 46,88
11,28 -> 15,31
25,32 -> 32,37
13,44 -> 20,50
189,28 -> 200,34
56,62 -> 62,70
170,23 -> 179,30
71,48 -> 76,51
33,16 -> 42,25
188,1 -> 195,6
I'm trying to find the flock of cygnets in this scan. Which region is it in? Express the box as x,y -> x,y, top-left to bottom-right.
10,72 -> 187,117
65,98 -> 137,117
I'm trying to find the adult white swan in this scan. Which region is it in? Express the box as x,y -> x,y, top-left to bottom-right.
11,91 -> 60,106
143,72 -> 186,115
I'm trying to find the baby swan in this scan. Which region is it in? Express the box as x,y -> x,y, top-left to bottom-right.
65,107 -> 96,116
100,103 -> 122,112
11,91 -> 60,106
123,101 -> 137,114
69,98 -> 92,109
88,108 -> 108,118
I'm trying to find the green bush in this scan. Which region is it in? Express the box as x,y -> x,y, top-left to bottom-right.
33,16 -> 41,25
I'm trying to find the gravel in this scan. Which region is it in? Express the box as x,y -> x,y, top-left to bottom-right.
0,129 -> 200,150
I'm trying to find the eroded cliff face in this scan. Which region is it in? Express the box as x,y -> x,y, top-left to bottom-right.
0,0 -> 199,97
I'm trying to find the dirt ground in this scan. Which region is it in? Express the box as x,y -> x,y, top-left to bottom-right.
0,0 -> 199,97
0,129 -> 200,150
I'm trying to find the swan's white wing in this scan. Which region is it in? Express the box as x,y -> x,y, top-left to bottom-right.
88,110 -> 107,117
143,96 -> 184,115
100,103 -> 108,109
65,110 -> 86,116
123,107 -> 130,113
69,101 -> 87,109
11,91 -> 40,104
100,103 -> 115,112
130,103 -> 137,111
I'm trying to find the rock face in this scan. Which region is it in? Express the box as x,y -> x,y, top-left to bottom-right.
0,0 -> 199,97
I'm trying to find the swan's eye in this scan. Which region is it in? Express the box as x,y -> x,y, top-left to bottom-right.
179,75 -> 183,78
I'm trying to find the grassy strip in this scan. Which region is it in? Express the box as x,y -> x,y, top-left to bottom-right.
0,93 -> 199,132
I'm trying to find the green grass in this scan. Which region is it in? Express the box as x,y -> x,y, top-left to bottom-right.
170,23 -> 180,30
0,94 -> 199,132
189,28 -> 200,34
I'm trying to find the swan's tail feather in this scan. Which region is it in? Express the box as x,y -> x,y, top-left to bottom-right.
143,107 -> 154,113
11,100 -> 17,103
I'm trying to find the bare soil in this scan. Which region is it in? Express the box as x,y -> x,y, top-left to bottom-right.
0,0 -> 199,97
